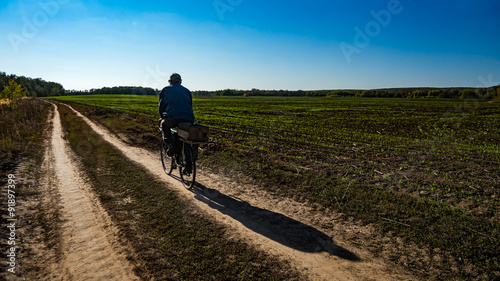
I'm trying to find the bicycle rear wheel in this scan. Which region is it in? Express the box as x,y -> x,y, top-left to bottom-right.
179,142 -> 196,190
161,138 -> 174,175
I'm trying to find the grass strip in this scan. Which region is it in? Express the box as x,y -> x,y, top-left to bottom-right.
56,103 -> 302,280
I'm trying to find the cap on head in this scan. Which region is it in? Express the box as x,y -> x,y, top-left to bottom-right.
169,73 -> 182,84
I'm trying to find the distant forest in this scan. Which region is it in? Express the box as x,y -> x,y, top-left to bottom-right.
194,87 -> 500,100
0,72 -> 64,97
2,71 -> 499,100
66,87 -> 157,96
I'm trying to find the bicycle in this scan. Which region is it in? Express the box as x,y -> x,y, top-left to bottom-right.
160,122 -> 208,190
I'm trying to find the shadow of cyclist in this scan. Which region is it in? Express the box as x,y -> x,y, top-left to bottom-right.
192,183 -> 360,261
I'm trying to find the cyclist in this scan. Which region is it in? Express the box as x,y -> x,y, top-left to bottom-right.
158,73 -> 195,156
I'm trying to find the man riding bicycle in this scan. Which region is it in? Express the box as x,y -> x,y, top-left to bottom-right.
158,73 -> 195,156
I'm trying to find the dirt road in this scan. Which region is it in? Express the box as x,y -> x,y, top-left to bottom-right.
40,103 -> 139,280
55,103 -> 417,281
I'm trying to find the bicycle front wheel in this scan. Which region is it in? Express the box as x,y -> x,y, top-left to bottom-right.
161,138 -> 174,175
179,142 -> 196,190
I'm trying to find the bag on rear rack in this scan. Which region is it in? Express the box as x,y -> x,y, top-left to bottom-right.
178,123 -> 209,143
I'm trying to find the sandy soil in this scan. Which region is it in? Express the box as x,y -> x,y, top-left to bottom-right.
39,103 -> 139,280
60,103 -> 420,281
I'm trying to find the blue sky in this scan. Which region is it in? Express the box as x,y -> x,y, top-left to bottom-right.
1,0 -> 499,91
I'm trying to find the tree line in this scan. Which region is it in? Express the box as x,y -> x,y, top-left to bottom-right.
67,86 -> 158,96
192,87 -> 500,100
2,71 -> 499,100
0,72 -> 65,97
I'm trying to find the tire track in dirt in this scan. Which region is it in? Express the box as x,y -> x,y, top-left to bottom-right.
65,103 -> 418,281
46,103 -> 139,280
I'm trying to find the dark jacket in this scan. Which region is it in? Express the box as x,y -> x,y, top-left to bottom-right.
158,84 -> 195,122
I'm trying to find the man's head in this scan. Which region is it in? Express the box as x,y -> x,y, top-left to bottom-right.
169,73 -> 182,85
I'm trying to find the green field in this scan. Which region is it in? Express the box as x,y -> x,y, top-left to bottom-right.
50,95 -> 500,279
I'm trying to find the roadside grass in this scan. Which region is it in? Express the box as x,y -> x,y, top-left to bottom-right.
49,96 -> 500,280
0,98 -> 56,279
0,98 -> 51,171
56,103 -> 303,280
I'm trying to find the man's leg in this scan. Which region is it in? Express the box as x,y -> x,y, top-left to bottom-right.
162,120 -> 180,143
162,125 -> 173,145
161,119 -> 181,155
